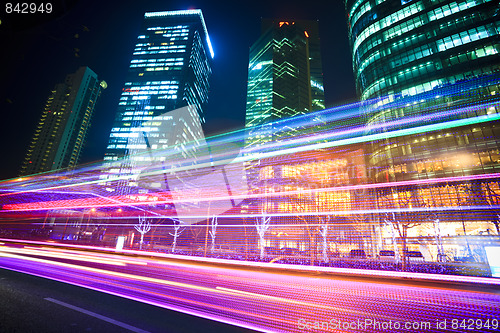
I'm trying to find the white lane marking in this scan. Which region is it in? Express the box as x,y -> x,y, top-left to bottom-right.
44,297 -> 150,333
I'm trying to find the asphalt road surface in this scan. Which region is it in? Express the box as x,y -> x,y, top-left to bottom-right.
0,239 -> 499,332
0,268 -> 257,333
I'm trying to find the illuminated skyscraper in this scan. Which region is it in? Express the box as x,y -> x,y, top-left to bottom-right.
20,66 -> 105,176
345,0 -> 500,100
345,0 -> 500,183
261,19 -> 325,112
245,19 -> 324,150
104,9 -> 213,163
243,19 -> 330,226
345,0 -> 500,259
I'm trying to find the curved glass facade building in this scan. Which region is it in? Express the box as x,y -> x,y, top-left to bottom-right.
345,0 -> 500,261
345,0 -> 500,100
104,9 -> 213,163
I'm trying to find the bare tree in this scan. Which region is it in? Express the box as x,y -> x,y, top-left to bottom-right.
291,197 -> 318,265
382,190 -> 428,271
319,221 -> 329,263
432,215 -> 446,262
190,224 -> 203,253
209,216 -> 218,254
384,213 -> 401,264
169,219 -> 184,253
134,215 -> 151,250
255,214 -> 271,259
384,212 -> 416,270
349,213 -> 373,256
384,217 -> 401,264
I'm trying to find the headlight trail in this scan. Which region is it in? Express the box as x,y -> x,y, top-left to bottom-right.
0,241 -> 498,332
1,74 -> 498,198
3,170 -> 500,213
0,75 -> 499,333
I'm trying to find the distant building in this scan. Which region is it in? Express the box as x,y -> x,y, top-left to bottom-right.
245,19 -> 325,151
103,9 -> 213,165
261,19 -> 325,112
20,66 -> 105,176
242,18 -> 346,252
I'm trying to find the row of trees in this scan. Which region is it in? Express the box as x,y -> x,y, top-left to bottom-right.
129,181 -> 499,270
131,216 -> 497,270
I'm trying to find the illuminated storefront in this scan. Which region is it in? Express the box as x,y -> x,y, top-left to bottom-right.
365,76 -> 500,262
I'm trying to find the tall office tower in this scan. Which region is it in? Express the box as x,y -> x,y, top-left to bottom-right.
20,67 -> 106,176
104,9 -> 213,164
245,19 -> 325,151
345,0 -> 500,258
345,0 -> 500,100
261,19 -> 325,111
243,19 -> 329,224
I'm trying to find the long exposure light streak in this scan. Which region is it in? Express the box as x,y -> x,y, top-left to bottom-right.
1,108 -> 498,211
2,239 -> 499,285
0,240 -> 499,332
1,75 -> 499,293
1,75 -> 498,195
3,171 -> 500,213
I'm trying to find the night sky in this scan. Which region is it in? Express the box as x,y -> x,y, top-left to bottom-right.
0,0 -> 357,181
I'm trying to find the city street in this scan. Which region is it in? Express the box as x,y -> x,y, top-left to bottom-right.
2,1 -> 500,332
0,267 -> 253,333
0,240 -> 499,332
